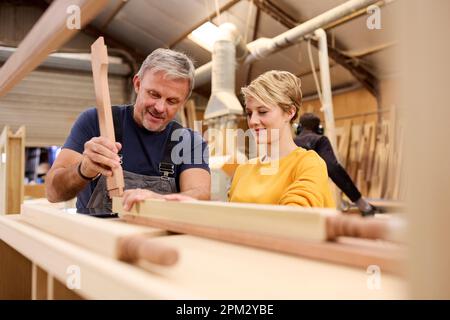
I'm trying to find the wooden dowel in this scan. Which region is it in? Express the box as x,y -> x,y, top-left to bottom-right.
20,202 -> 178,267
325,215 -> 390,241
117,234 -> 179,266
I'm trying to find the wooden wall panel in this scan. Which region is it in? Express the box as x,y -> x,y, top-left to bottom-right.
0,239 -> 32,299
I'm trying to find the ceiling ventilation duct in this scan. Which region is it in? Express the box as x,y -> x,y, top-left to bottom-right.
204,23 -> 247,201
194,0 -> 379,88
204,23 -> 246,120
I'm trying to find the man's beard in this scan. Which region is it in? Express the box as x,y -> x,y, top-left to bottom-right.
141,106 -> 166,131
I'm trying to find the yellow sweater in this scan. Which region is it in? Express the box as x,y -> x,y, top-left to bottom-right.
228,147 -> 335,208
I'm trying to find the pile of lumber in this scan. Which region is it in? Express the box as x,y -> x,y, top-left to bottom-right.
335,110 -> 405,200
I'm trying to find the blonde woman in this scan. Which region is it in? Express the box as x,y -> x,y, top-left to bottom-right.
228,70 -> 334,208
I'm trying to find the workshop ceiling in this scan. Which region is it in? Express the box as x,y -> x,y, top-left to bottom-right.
9,0 -> 400,97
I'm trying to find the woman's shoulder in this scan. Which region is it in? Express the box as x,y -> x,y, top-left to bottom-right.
288,147 -> 327,168
289,147 -> 320,160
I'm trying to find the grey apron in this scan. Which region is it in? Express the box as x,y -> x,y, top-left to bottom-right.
85,105 -> 181,212
86,170 -> 177,212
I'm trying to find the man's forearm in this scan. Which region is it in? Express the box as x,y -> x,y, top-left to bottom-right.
46,162 -> 89,202
180,186 -> 210,200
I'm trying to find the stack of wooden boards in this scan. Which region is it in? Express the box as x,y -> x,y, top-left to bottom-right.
335,110 -> 405,201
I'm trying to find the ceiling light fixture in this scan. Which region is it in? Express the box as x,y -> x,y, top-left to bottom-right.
187,21 -> 220,52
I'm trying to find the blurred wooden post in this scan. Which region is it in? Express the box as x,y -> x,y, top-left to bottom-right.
400,0 -> 450,298
185,99 -> 197,130
0,126 -> 25,215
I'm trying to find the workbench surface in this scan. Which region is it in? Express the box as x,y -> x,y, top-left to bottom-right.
0,212 -> 406,299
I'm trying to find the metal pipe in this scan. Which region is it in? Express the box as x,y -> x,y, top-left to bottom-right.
194,0 -> 379,88
315,29 -> 341,208
204,23 -> 244,120
315,28 -> 338,156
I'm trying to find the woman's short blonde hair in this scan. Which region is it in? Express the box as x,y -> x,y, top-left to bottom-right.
241,70 -> 302,124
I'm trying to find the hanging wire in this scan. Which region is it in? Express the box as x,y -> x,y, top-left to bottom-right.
307,39 -> 323,105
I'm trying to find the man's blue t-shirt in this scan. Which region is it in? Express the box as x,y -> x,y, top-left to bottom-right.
63,105 -> 210,209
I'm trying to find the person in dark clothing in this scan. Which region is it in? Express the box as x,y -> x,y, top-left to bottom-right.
294,113 -> 377,216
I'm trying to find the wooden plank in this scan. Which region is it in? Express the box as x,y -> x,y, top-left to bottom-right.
0,126 -> 25,215
0,0 -> 109,97
185,99 -> 197,130
113,198 -> 404,273
367,199 -> 406,212
356,119 -> 367,168
0,239 -> 32,299
32,263 -> 48,300
0,126 -> 8,215
359,122 -> 375,195
385,108 -> 397,199
356,168 -> 365,196
0,215 -> 199,299
91,37 -> 124,197
113,198 -> 398,242
7,127 -> 25,214
336,119 -> 351,167
369,120 -> 389,198
20,202 -> 178,266
354,121 -> 366,191
392,123 -> 405,200
368,146 -> 381,198
379,121 -> 390,198
52,277 -> 83,300
24,184 -> 46,199
135,235 -> 406,299
384,109 -> 405,200
364,122 -> 377,191
47,274 -> 54,300
347,124 -> 361,181
115,198 -> 332,241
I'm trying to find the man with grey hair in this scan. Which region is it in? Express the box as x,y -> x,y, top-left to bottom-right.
46,48 -> 210,212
